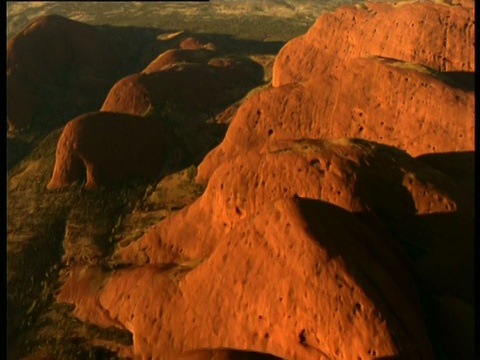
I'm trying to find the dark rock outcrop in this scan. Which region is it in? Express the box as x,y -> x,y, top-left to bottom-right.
47,111 -> 176,190
179,36 -> 216,51
101,55 -> 263,117
7,14 -> 121,131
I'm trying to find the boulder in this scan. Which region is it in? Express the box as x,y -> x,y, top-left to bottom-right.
47,111 -> 176,190
142,49 -> 215,74
101,58 -> 263,116
7,14 -> 121,131
179,37 -> 216,51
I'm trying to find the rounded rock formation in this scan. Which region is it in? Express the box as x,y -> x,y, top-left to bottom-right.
142,48 -> 215,74
179,36 -> 216,51
272,1 -> 475,87
59,194 -> 436,360
58,138 -> 474,360
51,2 -> 474,359
198,56 -> 474,183
7,14 -> 121,131
101,57 -> 263,116
47,111 -> 176,190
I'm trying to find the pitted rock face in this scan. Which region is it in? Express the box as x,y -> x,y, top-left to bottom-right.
121,137 -> 469,298
272,1 -> 475,87
197,56 -> 474,182
47,111 -> 175,190
58,196 -> 435,360
7,14 -> 121,131
47,2 -> 473,359
56,135 -> 474,359
199,138 -> 460,225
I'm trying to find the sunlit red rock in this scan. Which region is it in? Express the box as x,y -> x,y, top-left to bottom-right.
142,49 -> 215,74
59,196 -> 435,360
272,1 -> 475,87
127,137 -> 472,300
197,56 -> 474,182
57,136 -> 472,358
47,2 -> 474,359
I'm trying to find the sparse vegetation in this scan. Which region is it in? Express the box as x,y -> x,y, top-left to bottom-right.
7,128 -> 209,358
9,1 -> 468,359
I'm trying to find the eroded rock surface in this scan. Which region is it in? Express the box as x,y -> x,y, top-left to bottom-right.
56,132 -> 473,357
124,138 -> 472,302
272,1 -> 475,87
198,56 -> 474,182
46,1 -> 474,359
59,196 -> 435,360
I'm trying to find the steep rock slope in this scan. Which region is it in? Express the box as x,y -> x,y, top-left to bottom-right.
51,1 -> 474,359
197,56 -> 474,182
56,138 -> 472,359
272,1 -> 475,86
59,196 -> 435,360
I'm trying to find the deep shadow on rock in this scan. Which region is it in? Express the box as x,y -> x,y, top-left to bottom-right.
421,294 -> 474,360
7,15 -> 282,169
101,58 -> 264,117
7,15 -> 123,132
415,151 -> 474,181
441,71 -> 475,92
169,348 -> 283,359
58,196 -> 436,359
47,111 -> 178,190
6,14 -> 282,133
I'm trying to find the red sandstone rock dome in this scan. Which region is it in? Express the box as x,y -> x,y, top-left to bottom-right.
43,1 -> 474,359
47,111 -> 176,190
197,56 -> 474,182
101,54 -> 263,116
7,14 -> 121,131
272,1 -> 475,87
